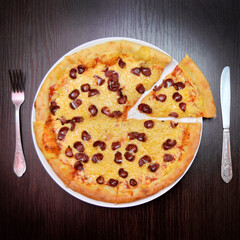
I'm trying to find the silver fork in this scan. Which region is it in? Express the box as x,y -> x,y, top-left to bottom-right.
9,69 -> 26,177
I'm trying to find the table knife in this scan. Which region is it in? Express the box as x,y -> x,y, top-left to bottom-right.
220,66 -> 232,183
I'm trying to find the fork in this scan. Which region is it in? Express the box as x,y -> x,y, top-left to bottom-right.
9,69 -> 26,177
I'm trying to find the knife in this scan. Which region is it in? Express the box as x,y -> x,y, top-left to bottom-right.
220,66 -> 232,183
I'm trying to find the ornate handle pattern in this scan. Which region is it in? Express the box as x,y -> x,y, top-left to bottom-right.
221,129 -> 232,183
13,106 -> 26,177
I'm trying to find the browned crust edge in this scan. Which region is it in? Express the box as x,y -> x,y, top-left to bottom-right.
121,40 -> 172,67
65,40 -> 122,68
115,123 -> 201,203
33,121 -> 74,186
69,179 -> 118,203
48,159 -> 75,186
179,54 -> 216,118
33,122 -> 46,156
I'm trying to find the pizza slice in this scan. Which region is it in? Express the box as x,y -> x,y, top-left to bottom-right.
115,119 -> 201,203
61,117 -> 154,203
35,117 -> 120,203
138,54 -> 216,118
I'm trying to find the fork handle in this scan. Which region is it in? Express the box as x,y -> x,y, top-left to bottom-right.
221,129 -> 232,183
14,106 -> 26,177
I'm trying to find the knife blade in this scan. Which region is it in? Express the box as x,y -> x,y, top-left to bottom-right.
220,66 -> 232,183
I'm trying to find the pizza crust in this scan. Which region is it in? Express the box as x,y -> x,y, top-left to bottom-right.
179,55 -> 216,118
121,40 -> 172,67
65,41 -> 122,68
48,158 -> 75,186
69,179 -> 118,203
33,121 -> 46,155
34,121 -> 74,186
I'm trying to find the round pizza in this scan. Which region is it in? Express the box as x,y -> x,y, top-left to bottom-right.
33,40 -> 216,204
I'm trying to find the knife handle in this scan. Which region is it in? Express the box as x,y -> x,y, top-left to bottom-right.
221,129 -> 232,183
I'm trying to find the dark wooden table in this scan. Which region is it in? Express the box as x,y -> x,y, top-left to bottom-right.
1,0 -> 239,239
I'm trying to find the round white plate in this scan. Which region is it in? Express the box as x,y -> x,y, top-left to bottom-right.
31,37 -> 202,208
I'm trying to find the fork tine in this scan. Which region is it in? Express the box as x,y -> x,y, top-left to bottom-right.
13,70 -> 19,92
15,70 -> 20,93
16,70 -> 21,93
19,69 -> 25,91
9,70 -> 15,92
16,69 -> 22,92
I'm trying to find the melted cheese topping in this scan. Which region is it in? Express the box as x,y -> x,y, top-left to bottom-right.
52,54 -> 162,121
141,66 -> 204,118
55,118 -> 189,188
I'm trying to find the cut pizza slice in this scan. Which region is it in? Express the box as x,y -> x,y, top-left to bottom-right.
138,54 -> 216,118
61,117 -> 153,203
67,118 -> 201,204
35,117 -> 122,203
115,119 -> 201,203
34,40 -> 172,125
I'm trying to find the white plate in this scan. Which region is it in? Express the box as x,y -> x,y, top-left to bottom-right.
31,37 -> 202,208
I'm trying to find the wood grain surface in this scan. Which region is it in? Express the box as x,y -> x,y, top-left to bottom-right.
0,0 -> 239,239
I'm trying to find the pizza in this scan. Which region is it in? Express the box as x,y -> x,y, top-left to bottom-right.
138,54 -> 216,118
34,40 -> 215,204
